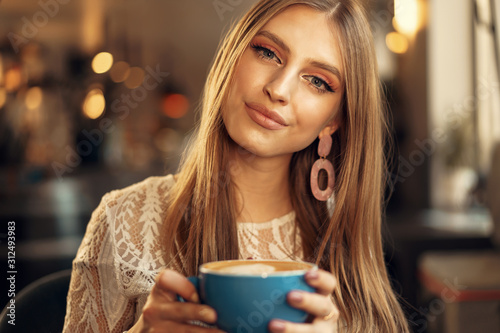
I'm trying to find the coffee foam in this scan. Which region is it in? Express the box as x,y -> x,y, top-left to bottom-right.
202,260 -> 314,275
216,263 -> 276,275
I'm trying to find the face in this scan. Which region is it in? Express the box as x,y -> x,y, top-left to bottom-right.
222,4 -> 344,158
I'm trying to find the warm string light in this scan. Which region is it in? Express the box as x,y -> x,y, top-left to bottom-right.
162,93 -> 189,119
0,88 -> 6,109
25,87 -> 43,109
92,52 -> 114,74
0,54 -> 4,86
83,88 -> 105,119
394,0 -> 419,35
5,67 -> 22,92
386,32 -> 409,54
89,53 -> 189,120
386,0 -> 423,54
110,61 -> 130,83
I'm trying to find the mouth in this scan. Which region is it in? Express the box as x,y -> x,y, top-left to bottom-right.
244,102 -> 288,130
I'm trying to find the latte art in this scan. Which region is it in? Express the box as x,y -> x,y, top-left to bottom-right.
202,260 -> 313,275
217,263 -> 276,274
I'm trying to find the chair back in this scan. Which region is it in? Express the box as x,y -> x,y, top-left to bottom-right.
0,269 -> 72,333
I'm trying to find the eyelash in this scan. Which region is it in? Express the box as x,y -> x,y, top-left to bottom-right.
250,43 -> 335,94
305,76 -> 335,94
251,43 -> 282,64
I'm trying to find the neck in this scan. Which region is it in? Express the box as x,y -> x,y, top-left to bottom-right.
228,143 -> 294,223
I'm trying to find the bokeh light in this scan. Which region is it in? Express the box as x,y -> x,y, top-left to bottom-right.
110,61 -> 131,83
161,93 -> 189,119
92,52 -> 114,74
83,88 -> 105,119
25,87 -> 43,109
386,32 -> 409,54
394,0 -> 419,35
5,67 -> 22,92
25,106 -> 41,130
124,67 -> 145,89
0,88 -> 6,109
0,54 -> 4,85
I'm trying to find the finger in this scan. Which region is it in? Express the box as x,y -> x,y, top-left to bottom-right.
154,302 -> 218,324
151,320 -> 226,333
304,269 -> 337,296
268,319 -> 335,333
269,319 -> 339,333
154,269 -> 199,303
287,291 -> 337,319
150,281 -> 176,303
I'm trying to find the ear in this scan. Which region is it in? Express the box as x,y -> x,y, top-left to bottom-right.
318,119 -> 340,140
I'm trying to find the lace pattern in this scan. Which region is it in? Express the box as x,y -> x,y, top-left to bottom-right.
238,212 -> 302,260
63,175 -> 302,332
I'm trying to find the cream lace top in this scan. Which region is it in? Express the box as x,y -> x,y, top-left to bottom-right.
63,175 -> 303,333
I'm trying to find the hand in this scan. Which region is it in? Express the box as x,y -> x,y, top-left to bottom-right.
268,269 -> 339,333
128,269 -> 225,333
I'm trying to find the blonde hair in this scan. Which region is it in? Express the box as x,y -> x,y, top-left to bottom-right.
161,1 -> 409,332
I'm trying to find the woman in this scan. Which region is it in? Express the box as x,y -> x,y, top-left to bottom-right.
63,0 -> 410,332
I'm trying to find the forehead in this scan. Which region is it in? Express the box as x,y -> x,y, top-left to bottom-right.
258,5 -> 343,74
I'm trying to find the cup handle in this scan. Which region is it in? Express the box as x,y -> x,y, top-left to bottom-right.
176,276 -> 199,302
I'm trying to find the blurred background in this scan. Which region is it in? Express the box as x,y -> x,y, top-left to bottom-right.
0,0 -> 499,332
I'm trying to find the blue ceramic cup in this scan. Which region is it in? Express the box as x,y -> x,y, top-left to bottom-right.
188,259 -> 316,333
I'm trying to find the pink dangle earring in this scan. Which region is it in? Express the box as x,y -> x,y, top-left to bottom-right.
310,134 -> 335,201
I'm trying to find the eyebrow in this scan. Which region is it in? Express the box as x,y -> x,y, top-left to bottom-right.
307,59 -> 343,84
256,30 -> 291,54
255,30 -> 343,83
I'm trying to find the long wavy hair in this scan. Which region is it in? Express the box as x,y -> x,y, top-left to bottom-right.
161,0 -> 409,332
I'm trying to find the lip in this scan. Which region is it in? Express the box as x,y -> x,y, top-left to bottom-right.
244,102 -> 288,130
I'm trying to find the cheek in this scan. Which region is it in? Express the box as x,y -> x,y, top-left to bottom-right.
232,52 -> 268,92
296,100 -> 339,130
226,70 -> 248,106
224,62 -> 251,111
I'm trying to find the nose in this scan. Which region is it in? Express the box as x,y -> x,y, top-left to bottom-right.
263,68 -> 294,105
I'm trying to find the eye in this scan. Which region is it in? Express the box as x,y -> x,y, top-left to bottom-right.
250,44 -> 282,64
304,76 -> 335,94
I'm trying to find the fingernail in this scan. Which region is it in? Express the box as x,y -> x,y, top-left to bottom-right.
306,269 -> 319,280
269,320 -> 286,332
288,291 -> 303,303
199,307 -> 216,323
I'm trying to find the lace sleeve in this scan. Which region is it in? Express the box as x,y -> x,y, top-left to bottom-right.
63,192 -> 136,333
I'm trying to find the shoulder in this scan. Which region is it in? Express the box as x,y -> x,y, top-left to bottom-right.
99,175 -> 177,294
102,174 -> 176,210
101,174 -> 177,237
71,175 -> 178,302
